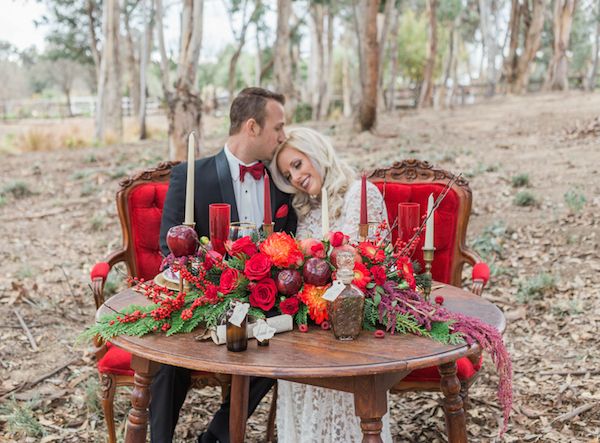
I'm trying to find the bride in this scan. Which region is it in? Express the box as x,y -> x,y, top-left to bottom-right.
269,127 -> 393,443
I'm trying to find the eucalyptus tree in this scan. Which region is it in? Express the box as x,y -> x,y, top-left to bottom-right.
354,0 -> 380,130
503,0 -> 547,93
156,0 -> 204,161
545,0 -> 577,90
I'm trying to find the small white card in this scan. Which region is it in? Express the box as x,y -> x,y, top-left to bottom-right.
228,302 -> 249,327
253,319 -> 277,341
322,280 -> 345,302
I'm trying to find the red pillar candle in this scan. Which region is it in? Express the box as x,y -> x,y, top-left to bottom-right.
264,172 -> 272,225
397,202 -> 420,245
360,173 -> 368,225
209,203 -> 231,255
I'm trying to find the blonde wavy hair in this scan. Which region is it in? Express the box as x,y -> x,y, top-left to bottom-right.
269,127 -> 355,220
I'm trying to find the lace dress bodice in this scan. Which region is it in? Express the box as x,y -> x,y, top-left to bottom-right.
277,180 -> 392,443
296,180 -> 389,241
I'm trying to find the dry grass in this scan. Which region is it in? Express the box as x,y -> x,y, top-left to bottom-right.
0,115 -> 169,153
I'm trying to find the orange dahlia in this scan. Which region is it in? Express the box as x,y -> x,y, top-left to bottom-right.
260,232 -> 304,268
297,284 -> 330,324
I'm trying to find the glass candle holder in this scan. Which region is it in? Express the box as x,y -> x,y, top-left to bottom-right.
397,202 -> 420,245
209,203 -> 231,256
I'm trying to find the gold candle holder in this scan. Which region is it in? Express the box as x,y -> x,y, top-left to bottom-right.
263,222 -> 274,236
422,247 -> 435,301
358,223 -> 369,242
183,222 -> 196,229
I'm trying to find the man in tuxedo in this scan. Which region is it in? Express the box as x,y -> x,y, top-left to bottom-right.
152,87 -> 297,443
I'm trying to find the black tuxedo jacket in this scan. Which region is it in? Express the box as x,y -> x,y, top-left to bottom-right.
159,149 -> 297,256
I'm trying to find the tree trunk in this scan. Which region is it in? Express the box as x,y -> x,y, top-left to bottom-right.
544,0 -> 576,90
342,33 -> 353,118
139,0 -> 151,139
64,87 -> 74,118
419,0 -> 437,108
254,23 -> 262,86
512,0 -> 546,93
86,0 -> 102,84
124,4 -> 141,118
502,0 -> 521,87
309,2 -> 325,120
377,0 -> 395,110
227,0 -> 259,105
274,0 -> 296,121
588,0 -> 600,90
356,0 -> 380,131
386,6 -> 400,111
95,0 -> 122,142
165,0 -> 204,161
479,0 -> 499,96
319,6 -> 334,119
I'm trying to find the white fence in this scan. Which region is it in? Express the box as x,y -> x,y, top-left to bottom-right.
0,96 -> 162,119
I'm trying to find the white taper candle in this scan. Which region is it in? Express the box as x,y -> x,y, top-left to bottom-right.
184,132 -> 195,225
424,193 -> 435,249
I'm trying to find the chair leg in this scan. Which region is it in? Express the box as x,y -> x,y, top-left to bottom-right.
266,383 -> 278,443
460,381 -> 470,412
100,373 -> 118,443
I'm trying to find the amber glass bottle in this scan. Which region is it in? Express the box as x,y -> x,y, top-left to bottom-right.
329,251 -> 365,340
225,301 -> 248,352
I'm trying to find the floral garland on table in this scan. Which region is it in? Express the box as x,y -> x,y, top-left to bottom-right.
83,228 -> 512,435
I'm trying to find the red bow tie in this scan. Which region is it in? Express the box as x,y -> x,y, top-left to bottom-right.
239,163 -> 265,182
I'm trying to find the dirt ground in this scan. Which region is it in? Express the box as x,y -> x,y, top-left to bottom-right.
0,92 -> 599,442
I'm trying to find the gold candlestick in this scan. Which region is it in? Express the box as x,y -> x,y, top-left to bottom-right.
358,223 -> 369,242
263,222 -> 274,236
183,222 -> 196,229
422,247 -> 435,301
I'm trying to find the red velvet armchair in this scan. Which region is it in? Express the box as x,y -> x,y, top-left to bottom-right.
89,162 -> 230,443
368,159 -> 490,402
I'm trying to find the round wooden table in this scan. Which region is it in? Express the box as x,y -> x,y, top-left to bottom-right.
97,284 -> 505,443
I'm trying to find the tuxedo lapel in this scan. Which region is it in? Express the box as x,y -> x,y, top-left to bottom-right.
215,149 -> 239,222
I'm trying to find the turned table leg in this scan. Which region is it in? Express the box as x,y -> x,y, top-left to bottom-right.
439,361 -> 468,443
229,374 -> 250,443
125,355 -> 159,443
353,375 -> 388,443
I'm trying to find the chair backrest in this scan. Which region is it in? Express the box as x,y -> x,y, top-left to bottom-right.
115,162 -> 179,281
368,159 -> 473,286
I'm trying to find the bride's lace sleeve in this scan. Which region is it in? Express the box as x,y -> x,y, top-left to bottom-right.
340,181 -> 389,242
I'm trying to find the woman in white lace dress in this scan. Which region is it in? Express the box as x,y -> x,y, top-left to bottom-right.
269,127 -> 393,443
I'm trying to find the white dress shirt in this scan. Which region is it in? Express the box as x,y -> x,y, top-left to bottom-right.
224,144 -> 265,228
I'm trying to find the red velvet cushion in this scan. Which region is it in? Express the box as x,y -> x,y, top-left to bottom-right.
403,356 -> 483,382
128,183 -> 169,280
91,262 -> 110,281
97,343 -> 134,376
97,343 -> 217,378
372,182 -> 460,284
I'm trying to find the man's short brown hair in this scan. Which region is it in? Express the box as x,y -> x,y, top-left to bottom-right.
229,87 -> 285,135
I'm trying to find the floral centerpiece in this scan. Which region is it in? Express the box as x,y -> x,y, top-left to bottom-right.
83,228 -> 512,435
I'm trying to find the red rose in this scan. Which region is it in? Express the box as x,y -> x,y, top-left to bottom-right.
275,204 -> 289,218
329,231 -> 347,248
299,238 -> 326,259
203,250 -> 223,271
279,296 -> 300,315
244,253 -> 272,281
219,268 -> 239,294
370,265 -> 387,286
204,284 -> 219,302
249,278 -> 277,311
227,236 -> 258,258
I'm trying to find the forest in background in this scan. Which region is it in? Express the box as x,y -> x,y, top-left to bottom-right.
0,0 -> 599,159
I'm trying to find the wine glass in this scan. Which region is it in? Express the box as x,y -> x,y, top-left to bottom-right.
228,222 -> 259,242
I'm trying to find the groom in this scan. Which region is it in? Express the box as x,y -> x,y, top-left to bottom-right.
153,87 -> 297,443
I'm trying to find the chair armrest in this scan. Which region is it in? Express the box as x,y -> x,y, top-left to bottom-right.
90,249 -> 127,309
462,247 -> 490,296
